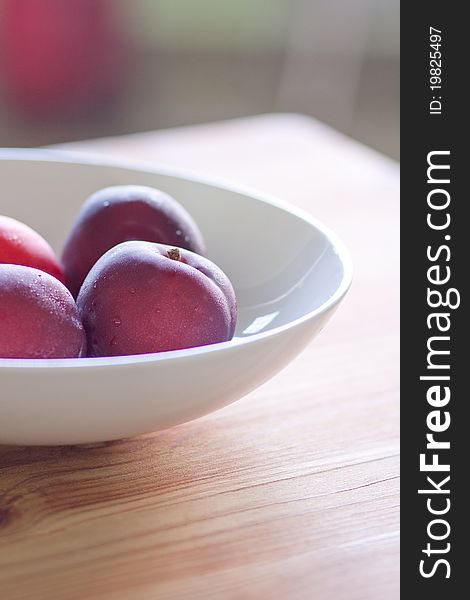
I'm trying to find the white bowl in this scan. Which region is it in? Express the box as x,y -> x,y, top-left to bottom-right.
0,149 -> 352,445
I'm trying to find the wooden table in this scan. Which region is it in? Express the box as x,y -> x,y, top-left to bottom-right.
0,115 -> 400,599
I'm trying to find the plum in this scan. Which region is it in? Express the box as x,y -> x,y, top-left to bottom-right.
77,241 -> 237,357
0,264 -> 86,359
0,215 -> 64,282
61,185 -> 205,297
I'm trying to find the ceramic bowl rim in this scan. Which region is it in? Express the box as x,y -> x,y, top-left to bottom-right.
0,148 -> 353,370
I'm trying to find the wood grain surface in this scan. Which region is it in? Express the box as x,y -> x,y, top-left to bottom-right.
0,114 -> 400,599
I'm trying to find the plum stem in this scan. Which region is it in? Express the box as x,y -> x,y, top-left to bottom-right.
167,248 -> 181,261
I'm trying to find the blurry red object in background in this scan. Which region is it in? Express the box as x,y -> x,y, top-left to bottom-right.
1,0 -> 129,120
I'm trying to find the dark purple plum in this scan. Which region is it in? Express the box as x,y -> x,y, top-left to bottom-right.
0,264 -> 86,358
61,185 -> 205,297
77,241 -> 237,357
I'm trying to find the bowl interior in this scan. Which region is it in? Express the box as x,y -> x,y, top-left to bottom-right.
0,153 -> 347,340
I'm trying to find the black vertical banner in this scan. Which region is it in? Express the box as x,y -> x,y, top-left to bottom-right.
401,3 -> 466,597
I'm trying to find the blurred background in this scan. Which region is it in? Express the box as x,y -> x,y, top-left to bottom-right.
0,0 -> 399,158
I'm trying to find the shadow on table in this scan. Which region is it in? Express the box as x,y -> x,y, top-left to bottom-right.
0,417 -> 310,595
